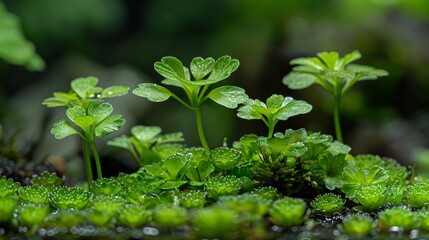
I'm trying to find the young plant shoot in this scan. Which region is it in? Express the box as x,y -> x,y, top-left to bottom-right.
132,56 -> 248,152
237,94 -> 312,138
283,51 -> 388,142
42,77 -> 129,188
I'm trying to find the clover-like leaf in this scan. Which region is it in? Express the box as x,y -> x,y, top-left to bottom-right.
191,57 -> 215,80
207,56 -> 239,82
274,100 -> 312,121
101,85 -> 129,98
237,104 -> 262,120
154,56 -> 187,82
207,86 -> 248,109
66,105 -> 86,121
73,116 -> 94,132
95,114 -> 125,137
186,160 -> 215,183
164,153 -> 193,180
51,120 -> 79,139
131,125 -> 162,143
88,102 -> 113,125
133,83 -> 172,102
266,94 -> 286,109
341,166 -> 389,198
70,77 -> 99,99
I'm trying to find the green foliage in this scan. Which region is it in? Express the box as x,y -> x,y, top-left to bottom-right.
341,214 -> 373,237
29,171 -> 63,187
404,183 -> 429,208
237,94 -> 312,138
268,197 -> 307,227
216,194 -> 272,222
341,165 -> 389,198
108,125 -> 185,167
91,195 -> 127,216
209,147 -> 241,171
18,184 -> 50,204
0,196 -> 19,223
178,190 -> 206,208
43,77 -> 128,186
117,204 -> 151,227
44,209 -> 85,228
283,51 -> 388,142
377,207 -> 417,232
91,178 -> 125,196
0,176 -> 20,197
133,56 -> 248,151
48,187 -> 92,210
153,205 -> 188,227
205,175 -> 242,199
16,203 -> 50,227
191,207 -> 239,239
310,193 -> 345,215
0,2 -> 44,71
83,208 -> 113,227
250,186 -> 279,201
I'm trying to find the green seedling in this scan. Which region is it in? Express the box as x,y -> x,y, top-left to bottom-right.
341,214 -> 373,237
29,171 -> 63,187
43,77 -> 128,188
91,178 -> 125,196
237,94 -> 312,138
0,175 -> 20,197
268,197 -> 307,227
16,203 -> 50,230
404,183 -> 429,208
117,204 -> 151,227
44,209 -> 85,228
108,125 -> 185,167
205,175 -> 242,199
209,147 -> 241,171
83,208 -> 114,227
91,195 -> 128,216
48,186 -> 92,210
178,190 -> 206,208
191,207 -> 239,239
250,186 -> 279,201
310,193 -> 345,215
133,56 -> 248,152
18,184 -> 50,204
283,51 -> 388,142
153,205 -> 188,227
377,207 -> 417,232
216,194 -> 272,222
0,196 -> 19,223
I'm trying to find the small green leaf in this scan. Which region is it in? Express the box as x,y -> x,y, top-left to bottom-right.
73,116 -> 94,131
237,105 -> 262,120
282,72 -> 317,90
131,125 -> 162,143
101,85 -> 129,98
133,83 -> 172,102
88,102 -> 113,125
66,105 -> 86,121
160,180 -> 187,189
70,77 -> 99,99
207,56 -> 239,82
145,164 -> 169,179
266,94 -> 285,109
207,86 -> 248,109
337,50 -> 361,69
164,153 -> 192,179
274,100 -> 312,121
317,52 -> 339,70
42,97 -> 70,107
154,57 -> 186,82
190,57 -> 215,80
324,70 -> 355,80
107,135 -> 133,150
95,114 -> 125,137
51,120 -> 79,139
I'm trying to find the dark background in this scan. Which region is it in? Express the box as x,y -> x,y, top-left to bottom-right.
1,0 -> 428,176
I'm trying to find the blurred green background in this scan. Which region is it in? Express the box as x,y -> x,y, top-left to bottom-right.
1,0 -> 428,175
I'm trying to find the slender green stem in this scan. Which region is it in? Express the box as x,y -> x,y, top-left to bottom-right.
90,141 -> 103,179
82,140 -> 93,190
333,80 -> 343,143
194,108 -> 210,152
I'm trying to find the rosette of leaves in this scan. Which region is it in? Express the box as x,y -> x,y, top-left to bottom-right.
377,207 -> 417,232
191,207 -> 239,239
48,187 -> 92,210
250,186 -> 279,201
209,147 -> 241,172
91,178 -> 125,196
133,56 -> 248,152
310,193 -> 345,215
268,197 -> 307,227
417,208 -> 429,232
249,129 -> 308,195
340,214 -> 373,237
117,204 -> 151,228
205,175 -> 242,199
108,125 -> 185,167
91,195 -> 128,216
0,176 -> 20,197
283,51 -> 388,142
404,183 -> 429,208
216,194 -> 272,222
29,171 -> 63,187
178,190 -> 206,208
353,185 -> 391,211
352,155 -> 409,181
16,203 -> 50,228
44,210 -> 85,228
308,140 -> 351,191
43,77 -> 128,188
152,205 -> 188,227
18,184 -> 50,204
340,165 -> 390,198
237,94 -> 312,138
0,196 -> 19,223
83,208 -> 114,228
